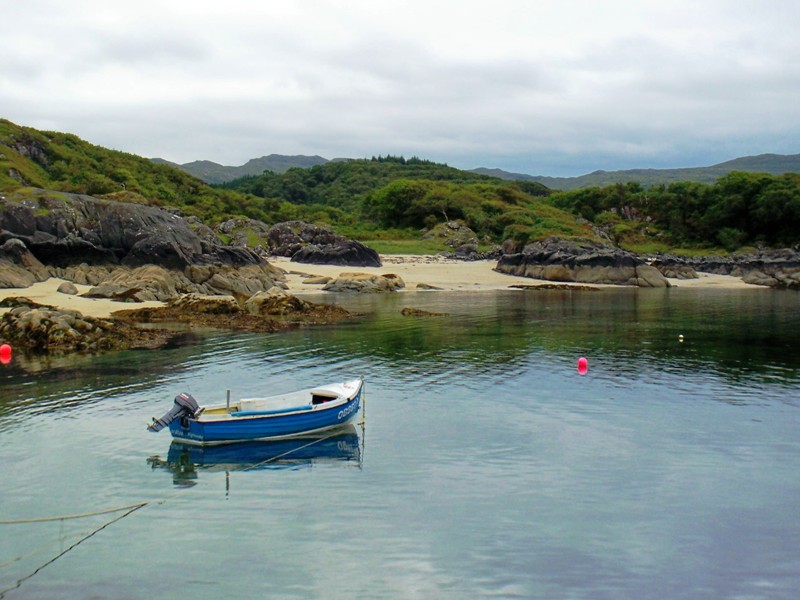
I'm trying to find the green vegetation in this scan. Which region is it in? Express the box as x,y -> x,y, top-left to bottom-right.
2,122 -> 582,247
3,119 -> 799,253
551,173 -> 800,250
222,155 -> 529,210
220,156 -> 587,245
0,119 -> 266,222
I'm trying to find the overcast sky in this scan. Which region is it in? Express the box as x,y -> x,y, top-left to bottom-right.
2,0 -> 799,176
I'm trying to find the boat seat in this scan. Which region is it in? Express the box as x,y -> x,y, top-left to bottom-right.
231,404 -> 312,417
312,393 -> 338,405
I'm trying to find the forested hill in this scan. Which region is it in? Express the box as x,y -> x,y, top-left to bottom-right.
473,153 -> 800,190
152,154 -> 329,184
220,155 -> 549,210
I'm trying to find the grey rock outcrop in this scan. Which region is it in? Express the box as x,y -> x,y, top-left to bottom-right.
267,221 -> 382,267
649,256 -> 699,279
266,221 -> 346,257
215,217 -> 271,251
423,221 -> 478,248
652,249 -> 800,289
291,240 -> 382,267
496,238 -> 670,287
0,238 -> 50,288
0,188 -> 264,269
81,263 -> 286,302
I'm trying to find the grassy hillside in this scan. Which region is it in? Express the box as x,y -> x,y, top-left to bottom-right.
0,118 -> 266,222
0,120 -> 595,248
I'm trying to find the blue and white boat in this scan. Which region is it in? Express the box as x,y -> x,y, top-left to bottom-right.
148,378 -> 364,446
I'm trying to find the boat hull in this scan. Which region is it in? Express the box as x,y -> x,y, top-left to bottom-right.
168,381 -> 363,446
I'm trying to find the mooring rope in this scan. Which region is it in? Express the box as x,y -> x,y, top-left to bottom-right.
0,503 -> 146,598
242,427 -> 349,471
0,502 -> 150,525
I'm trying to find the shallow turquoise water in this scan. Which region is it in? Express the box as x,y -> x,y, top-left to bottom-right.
1,288 -> 799,599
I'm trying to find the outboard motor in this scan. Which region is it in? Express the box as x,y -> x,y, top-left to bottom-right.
148,393 -> 201,432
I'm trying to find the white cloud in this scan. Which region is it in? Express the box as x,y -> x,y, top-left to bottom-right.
2,0 -> 799,175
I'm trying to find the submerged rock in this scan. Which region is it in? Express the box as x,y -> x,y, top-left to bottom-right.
400,307 -> 449,317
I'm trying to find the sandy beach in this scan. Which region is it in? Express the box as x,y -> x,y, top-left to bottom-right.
0,255 -> 759,319
0,278 -> 164,319
271,255 -> 759,294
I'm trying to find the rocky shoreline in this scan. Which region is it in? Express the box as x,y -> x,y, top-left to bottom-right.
1,188 -> 798,356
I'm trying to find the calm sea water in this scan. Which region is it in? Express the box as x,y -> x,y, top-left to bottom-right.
1,287 -> 799,599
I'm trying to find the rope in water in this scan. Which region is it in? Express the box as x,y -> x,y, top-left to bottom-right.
0,502 -> 150,525
0,503 -> 146,598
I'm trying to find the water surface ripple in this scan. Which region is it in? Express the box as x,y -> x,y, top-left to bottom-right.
1,288 -> 799,599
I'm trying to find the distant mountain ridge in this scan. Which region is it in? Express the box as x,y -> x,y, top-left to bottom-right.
158,151 -> 800,189
471,153 -> 800,190
151,154 -> 329,184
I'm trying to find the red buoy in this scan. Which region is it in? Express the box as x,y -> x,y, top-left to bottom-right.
0,343 -> 12,365
577,356 -> 588,375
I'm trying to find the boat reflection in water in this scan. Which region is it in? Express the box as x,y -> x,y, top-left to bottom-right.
148,424 -> 362,487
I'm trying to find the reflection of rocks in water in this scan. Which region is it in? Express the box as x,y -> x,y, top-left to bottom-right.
400,307 -> 450,317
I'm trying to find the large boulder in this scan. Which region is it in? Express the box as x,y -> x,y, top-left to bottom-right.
291,240 -> 382,267
48,263 -> 118,286
495,238 -> 670,288
266,221 -> 346,257
0,238 -> 49,288
322,272 -> 405,293
83,265 -> 185,302
267,221 -> 382,267
422,220 -> 478,249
